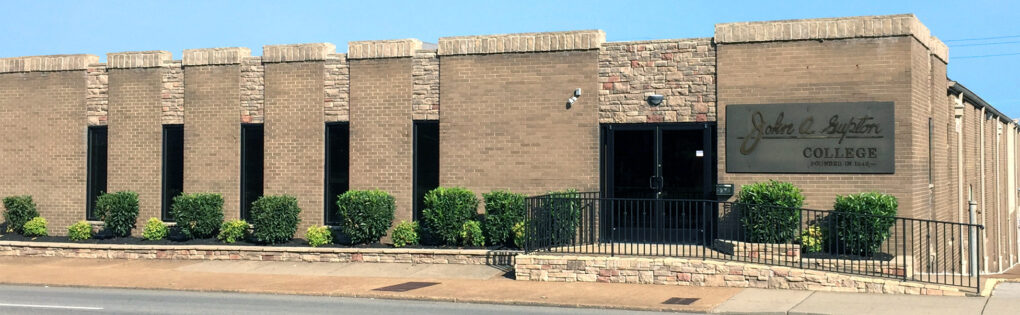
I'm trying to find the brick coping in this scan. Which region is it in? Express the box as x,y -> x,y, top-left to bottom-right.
0,240 -> 518,256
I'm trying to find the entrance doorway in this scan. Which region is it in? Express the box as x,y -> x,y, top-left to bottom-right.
600,123 -> 717,243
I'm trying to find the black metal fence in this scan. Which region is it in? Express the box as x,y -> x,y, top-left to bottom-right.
523,192 -> 985,291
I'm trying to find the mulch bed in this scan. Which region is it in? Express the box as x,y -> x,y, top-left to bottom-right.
0,232 -> 507,251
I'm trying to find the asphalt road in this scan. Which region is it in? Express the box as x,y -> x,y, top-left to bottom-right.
0,284 -> 688,315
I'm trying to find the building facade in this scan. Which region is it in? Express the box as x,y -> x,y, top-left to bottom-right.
1,14 -> 1017,273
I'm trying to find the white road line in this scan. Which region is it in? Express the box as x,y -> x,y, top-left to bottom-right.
0,302 -> 104,310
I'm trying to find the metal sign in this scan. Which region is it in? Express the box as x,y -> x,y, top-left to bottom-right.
726,102 -> 895,174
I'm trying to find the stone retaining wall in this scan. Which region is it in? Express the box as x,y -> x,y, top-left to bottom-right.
0,241 -> 517,266
515,254 -> 968,296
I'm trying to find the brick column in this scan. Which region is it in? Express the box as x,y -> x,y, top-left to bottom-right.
0,54 -> 96,234
262,43 -> 332,235
347,39 -> 419,225
182,48 -> 249,218
106,51 -> 172,233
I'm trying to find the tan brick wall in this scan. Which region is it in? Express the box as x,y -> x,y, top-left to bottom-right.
598,38 -> 716,123
349,57 -> 414,222
439,50 -> 600,200
0,71 -> 88,234
717,36 -> 917,212
183,64 -> 241,219
263,61 -> 325,235
107,67 -> 164,233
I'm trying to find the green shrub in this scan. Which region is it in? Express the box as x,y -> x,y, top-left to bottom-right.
545,189 -> 581,246
306,225 -> 332,247
800,225 -> 823,253
249,195 -> 301,245
95,191 -> 139,237
3,195 -> 39,234
460,220 -> 484,247
23,217 -> 47,237
142,218 -> 168,241
512,221 -> 527,249
217,219 -> 248,244
482,190 -> 526,247
422,187 -> 479,245
171,193 -> 224,240
736,181 -> 804,243
391,221 -> 419,248
336,190 -> 395,244
67,221 -> 93,241
831,192 -> 898,256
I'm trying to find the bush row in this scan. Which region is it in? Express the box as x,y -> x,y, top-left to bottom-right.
736,180 -> 899,256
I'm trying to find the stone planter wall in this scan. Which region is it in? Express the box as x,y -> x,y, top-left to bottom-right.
713,239 -> 800,262
515,254 -> 968,296
0,241 -> 518,266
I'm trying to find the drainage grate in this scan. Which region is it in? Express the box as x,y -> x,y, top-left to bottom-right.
373,282 -> 440,292
662,297 -> 699,305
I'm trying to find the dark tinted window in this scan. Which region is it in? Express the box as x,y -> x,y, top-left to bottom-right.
413,121 -> 440,221
86,126 -> 108,221
241,124 -> 264,221
324,123 -> 349,225
162,124 -> 184,221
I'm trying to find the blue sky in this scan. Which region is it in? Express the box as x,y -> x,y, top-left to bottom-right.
2,0 -> 1017,116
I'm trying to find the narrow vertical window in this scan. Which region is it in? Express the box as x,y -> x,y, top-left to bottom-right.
413,121 -> 440,221
324,122 -> 349,225
86,126 -> 108,221
240,124 -> 264,221
162,124 -> 184,221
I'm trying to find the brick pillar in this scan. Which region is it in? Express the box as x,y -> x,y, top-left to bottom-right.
106,51 -> 172,233
348,39 -> 420,226
182,48 -> 249,219
0,54 -> 96,234
262,43 -> 332,236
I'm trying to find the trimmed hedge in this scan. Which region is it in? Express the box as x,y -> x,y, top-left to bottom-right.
736,181 -> 804,243
546,189 -> 581,246
306,225 -> 333,247
217,219 -> 248,244
3,195 -> 39,235
831,192 -> 898,256
460,220 -> 484,247
422,187 -> 478,245
249,195 -> 301,245
392,221 -> 419,248
171,193 -> 224,240
68,221 -> 93,241
336,190 -> 395,245
142,218 -> 168,241
482,190 -> 526,247
23,217 -> 47,237
512,221 -> 527,249
95,191 -> 139,237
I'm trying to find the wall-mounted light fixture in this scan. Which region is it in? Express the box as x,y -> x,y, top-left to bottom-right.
566,88 -> 582,108
647,94 -> 664,106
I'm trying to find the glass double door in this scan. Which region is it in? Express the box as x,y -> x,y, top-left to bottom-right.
601,123 -> 716,243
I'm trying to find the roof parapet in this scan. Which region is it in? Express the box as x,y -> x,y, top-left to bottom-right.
183,47 -> 252,66
438,30 -> 605,56
715,14 -> 948,62
106,51 -> 172,69
0,54 -> 100,73
348,39 -> 423,59
263,43 -> 336,63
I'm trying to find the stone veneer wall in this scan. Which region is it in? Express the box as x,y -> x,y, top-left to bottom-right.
515,254 -> 967,296
412,49 -> 439,120
241,56 -> 264,123
0,241 -> 516,265
324,53 -> 349,122
598,38 -> 716,123
86,64 -> 108,126
161,61 -> 184,124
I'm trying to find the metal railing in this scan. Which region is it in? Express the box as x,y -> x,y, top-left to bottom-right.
523,192 -> 985,291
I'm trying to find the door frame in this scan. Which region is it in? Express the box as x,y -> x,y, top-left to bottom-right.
600,122 -> 717,200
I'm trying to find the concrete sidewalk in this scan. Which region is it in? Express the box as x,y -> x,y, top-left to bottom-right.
0,256 -> 737,313
0,256 -> 1017,314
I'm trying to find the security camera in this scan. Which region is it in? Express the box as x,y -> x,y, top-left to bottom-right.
574,88 -> 582,97
647,94 -> 664,106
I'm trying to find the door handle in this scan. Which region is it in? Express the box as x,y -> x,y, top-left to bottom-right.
649,176 -> 663,190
